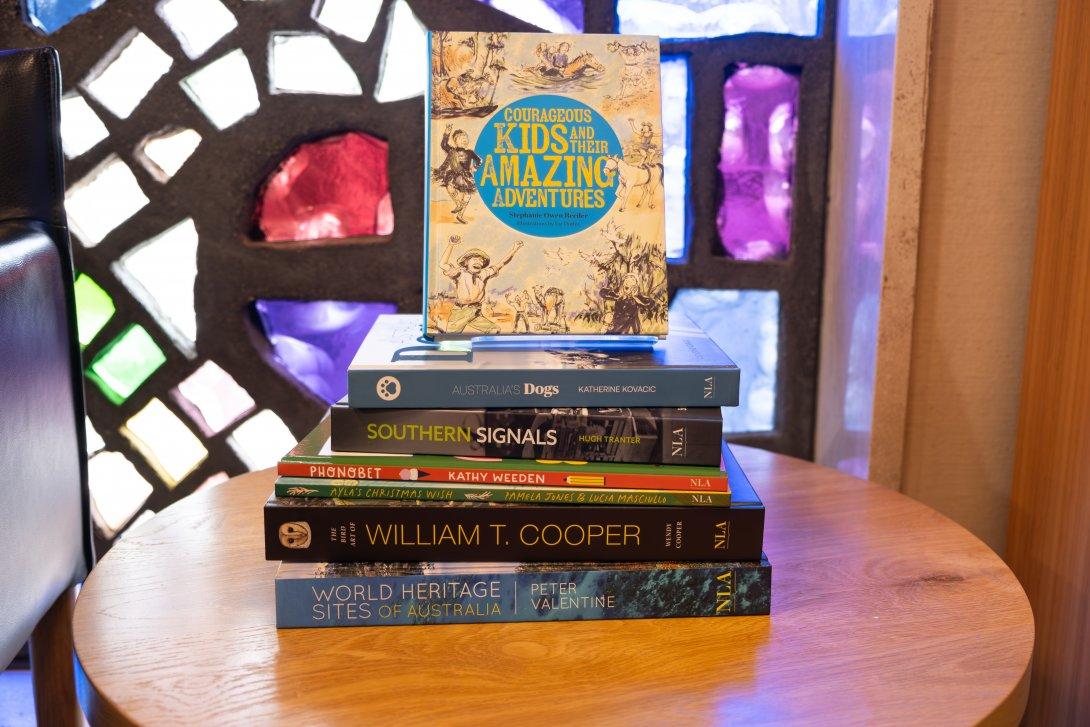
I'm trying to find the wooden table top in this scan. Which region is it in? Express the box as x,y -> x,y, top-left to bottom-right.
73,447 -> 1034,726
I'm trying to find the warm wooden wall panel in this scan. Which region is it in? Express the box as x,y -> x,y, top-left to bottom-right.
1006,0 -> 1090,721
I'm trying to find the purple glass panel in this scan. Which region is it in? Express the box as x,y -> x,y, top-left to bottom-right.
717,64 -> 799,261
476,0 -> 584,33
254,299 -> 396,404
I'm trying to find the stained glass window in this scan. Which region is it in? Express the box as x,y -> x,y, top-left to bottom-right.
3,0 -> 836,550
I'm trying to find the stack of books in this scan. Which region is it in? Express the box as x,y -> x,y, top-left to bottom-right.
263,29 -> 771,627
264,313 -> 770,627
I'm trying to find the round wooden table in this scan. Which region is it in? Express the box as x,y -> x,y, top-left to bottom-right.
74,447 -> 1034,725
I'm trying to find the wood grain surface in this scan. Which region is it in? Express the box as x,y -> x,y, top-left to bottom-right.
73,447 -> 1033,726
1005,0 -> 1090,722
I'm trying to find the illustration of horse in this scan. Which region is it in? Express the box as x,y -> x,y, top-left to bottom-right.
603,155 -> 664,212
511,50 -> 606,91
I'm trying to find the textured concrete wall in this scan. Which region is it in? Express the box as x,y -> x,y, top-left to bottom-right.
902,0 -> 1057,551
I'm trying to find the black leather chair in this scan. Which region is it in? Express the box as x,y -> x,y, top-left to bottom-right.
0,47 -> 94,725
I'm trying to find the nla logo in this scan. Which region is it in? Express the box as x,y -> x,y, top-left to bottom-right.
376,375 -> 401,401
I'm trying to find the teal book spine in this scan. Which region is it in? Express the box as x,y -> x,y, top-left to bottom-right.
274,557 -> 770,628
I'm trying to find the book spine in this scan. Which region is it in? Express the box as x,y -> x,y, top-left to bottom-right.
276,460 -> 726,492
275,560 -> 771,628
275,478 -> 730,507
347,367 -> 739,408
264,500 -> 763,562
330,406 -> 723,466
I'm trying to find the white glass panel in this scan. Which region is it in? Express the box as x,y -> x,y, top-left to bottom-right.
180,48 -> 260,130
228,410 -> 295,470
482,0 -> 581,33
82,30 -> 174,119
661,56 -> 689,260
88,451 -> 154,537
618,0 -> 818,38
374,0 -> 428,103
66,155 -> 149,247
311,0 -> 383,42
157,0 -> 238,59
671,289 -> 779,433
269,33 -> 362,95
60,93 -> 109,159
85,416 -> 106,454
112,218 -> 199,357
136,127 -> 202,183
175,360 -> 255,434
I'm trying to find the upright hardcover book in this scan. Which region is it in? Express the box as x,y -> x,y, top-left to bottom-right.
425,31 -> 667,339
330,400 -> 724,465
275,556 -> 771,628
280,419 -> 727,493
347,313 -> 740,408
265,442 -> 760,563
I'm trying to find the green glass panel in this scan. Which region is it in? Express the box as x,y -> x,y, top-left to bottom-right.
87,324 -> 166,404
73,273 -> 115,348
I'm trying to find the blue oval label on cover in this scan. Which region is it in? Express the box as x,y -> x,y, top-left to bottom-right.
474,94 -> 621,238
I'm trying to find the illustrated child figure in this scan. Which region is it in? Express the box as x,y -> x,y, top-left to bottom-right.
505,290 -> 531,333
552,42 -> 572,71
440,235 -> 524,334
432,124 -> 481,223
533,284 -> 569,333
601,273 -> 653,335
627,118 -> 660,167
607,40 -> 652,100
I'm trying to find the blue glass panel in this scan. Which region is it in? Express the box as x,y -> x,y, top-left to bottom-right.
23,0 -> 106,34
475,0 -> 584,33
661,55 -> 689,261
671,289 -> 778,433
254,299 -> 396,405
618,0 -> 818,39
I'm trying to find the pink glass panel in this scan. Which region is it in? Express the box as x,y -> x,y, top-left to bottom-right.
717,64 -> 799,261
254,131 -> 394,243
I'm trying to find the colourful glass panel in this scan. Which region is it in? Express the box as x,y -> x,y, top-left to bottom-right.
618,0 -> 818,38
122,398 -> 208,488
661,55 -> 689,260
23,0 -> 106,35
73,272 -> 115,348
476,0 -> 584,32
671,288 -> 778,433
172,360 -> 255,435
254,131 -> 393,242
253,299 -> 395,404
87,324 -> 167,404
717,64 -> 799,261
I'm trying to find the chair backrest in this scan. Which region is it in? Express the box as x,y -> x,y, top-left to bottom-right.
0,46 -> 92,668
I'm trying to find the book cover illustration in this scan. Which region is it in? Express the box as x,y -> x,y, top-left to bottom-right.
329,401 -> 724,466
425,32 -> 667,339
275,556 -> 771,627
347,313 -> 740,409
279,417 -> 728,492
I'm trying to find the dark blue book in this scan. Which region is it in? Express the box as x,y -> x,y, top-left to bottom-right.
275,555 -> 771,628
347,312 -> 739,408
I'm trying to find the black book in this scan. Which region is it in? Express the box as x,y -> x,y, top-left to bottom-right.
264,442 -> 763,563
330,401 -> 724,466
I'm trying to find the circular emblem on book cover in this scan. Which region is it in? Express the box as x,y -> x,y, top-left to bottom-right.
474,94 -> 622,238
376,375 -> 401,401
